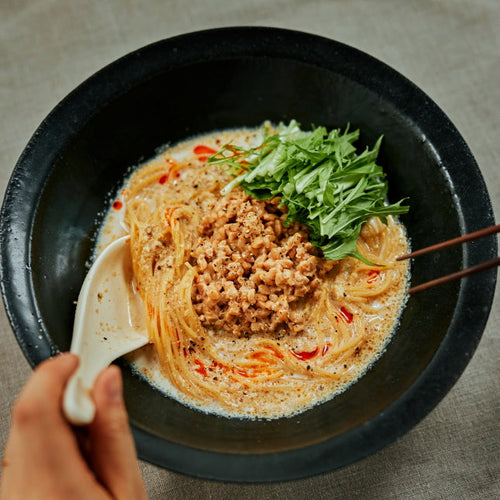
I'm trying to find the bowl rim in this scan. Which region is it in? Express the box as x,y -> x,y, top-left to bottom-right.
0,26 -> 497,482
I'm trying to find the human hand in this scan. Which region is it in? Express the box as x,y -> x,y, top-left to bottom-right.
0,353 -> 148,499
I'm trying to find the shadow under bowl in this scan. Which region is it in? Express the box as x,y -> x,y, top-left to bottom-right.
0,27 -> 496,482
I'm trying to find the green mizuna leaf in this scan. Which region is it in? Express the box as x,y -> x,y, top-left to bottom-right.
209,121 -> 409,262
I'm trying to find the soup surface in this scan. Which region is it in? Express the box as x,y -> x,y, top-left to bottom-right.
97,126 -> 409,419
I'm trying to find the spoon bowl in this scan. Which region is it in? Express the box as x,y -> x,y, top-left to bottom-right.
63,235 -> 148,425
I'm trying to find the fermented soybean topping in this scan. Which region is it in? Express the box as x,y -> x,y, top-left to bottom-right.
191,188 -> 335,337
97,126 -> 410,420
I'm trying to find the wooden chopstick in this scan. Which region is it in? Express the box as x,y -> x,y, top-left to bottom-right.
406,256 -> 500,294
397,223 -> 500,261
396,223 -> 500,294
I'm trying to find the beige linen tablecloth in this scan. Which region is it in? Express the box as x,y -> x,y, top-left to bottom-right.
1,1 -> 498,498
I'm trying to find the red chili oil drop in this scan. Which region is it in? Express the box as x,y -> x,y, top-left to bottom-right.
159,174 -> 168,184
339,307 -> 354,323
367,270 -> 380,283
290,347 -> 319,361
233,368 -> 248,377
194,145 -> 217,155
194,359 -> 207,377
112,200 -> 123,210
250,352 -> 267,361
264,345 -> 284,359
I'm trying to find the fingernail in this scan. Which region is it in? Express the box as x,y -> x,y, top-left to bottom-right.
106,367 -> 123,403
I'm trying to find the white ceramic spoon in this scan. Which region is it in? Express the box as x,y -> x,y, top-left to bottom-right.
63,235 -> 148,425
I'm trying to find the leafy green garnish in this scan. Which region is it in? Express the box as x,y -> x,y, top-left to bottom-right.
208,120 -> 409,263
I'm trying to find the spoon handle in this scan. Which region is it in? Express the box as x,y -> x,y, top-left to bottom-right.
63,337 -> 147,425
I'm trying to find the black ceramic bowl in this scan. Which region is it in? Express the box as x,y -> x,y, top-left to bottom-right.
0,27 -> 496,482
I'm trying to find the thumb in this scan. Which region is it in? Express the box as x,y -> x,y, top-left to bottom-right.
88,365 -> 147,500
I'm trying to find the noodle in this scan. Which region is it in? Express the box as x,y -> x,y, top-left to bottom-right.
98,127 -> 409,419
